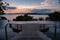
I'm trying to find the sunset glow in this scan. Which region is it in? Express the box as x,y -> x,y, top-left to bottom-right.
16,5 -> 38,9
4,9 -> 32,13
3,0 -> 60,13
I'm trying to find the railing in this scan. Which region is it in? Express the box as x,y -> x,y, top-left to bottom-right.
5,21 -> 57,40
5,24 -> 8,40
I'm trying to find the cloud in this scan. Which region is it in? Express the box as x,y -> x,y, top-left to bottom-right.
36,0 -> 52,9
4,0 -> 60,10
40,0 -> 52,7
5,8 -> 55,14
16,5 -> 38,9
43,0 -> 59,6
31,9 -> 54,14
7,7 -> 16,9
4,9 -> 31,13
38,0 -> 60,9
4,0 -> 60,13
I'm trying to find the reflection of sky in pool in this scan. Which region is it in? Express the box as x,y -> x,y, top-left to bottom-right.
0,20 -> 60,40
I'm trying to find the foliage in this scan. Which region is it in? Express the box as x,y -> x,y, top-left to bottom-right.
0,0 -> 9,15
13,14 -> 34,21
59,0 -> 60,3
45,17 -> 50,21
48,11 -> 60,21
39,18 -> 44,21
0,16 -> 7,20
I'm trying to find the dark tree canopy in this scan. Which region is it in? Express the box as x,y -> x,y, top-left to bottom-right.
39,18 -> 44,21
0,0 -> 5,15
0,16 -> 7,20
13,14 -> 35,21
59,0 -> 60,3
48,11 -> 60,21
0,0 -> 9,15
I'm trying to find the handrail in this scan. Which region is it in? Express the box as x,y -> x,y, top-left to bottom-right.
9,21 -> 54,25
4,21 -> 57,40
52,22 -> 57,40
5,24 -> 8,40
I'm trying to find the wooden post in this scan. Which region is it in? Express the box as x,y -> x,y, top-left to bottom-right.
17,24 -> 18,34
5,24 -> 8,40
52,21 -> 57,40
54,22 -> 57,40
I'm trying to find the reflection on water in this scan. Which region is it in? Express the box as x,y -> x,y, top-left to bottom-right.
0,20 -> 60,40
2,15 -> 48,21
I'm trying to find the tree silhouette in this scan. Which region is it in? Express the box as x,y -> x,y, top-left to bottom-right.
13,14 -> 34,21
39,18 -> 44,21
0,0 -> 9,15
0,16 -> 7,20
59,0 -> 60,3
48,11 -> 60,21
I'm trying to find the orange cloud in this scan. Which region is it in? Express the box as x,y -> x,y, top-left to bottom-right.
4,9 -> 32,13
16,5 -> 38,9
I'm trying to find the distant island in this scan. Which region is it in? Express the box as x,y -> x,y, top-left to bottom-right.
13,14 -> 37,21
12,11 -> 60,21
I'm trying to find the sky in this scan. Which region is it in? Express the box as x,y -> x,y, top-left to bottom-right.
3,0 -> 60,13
